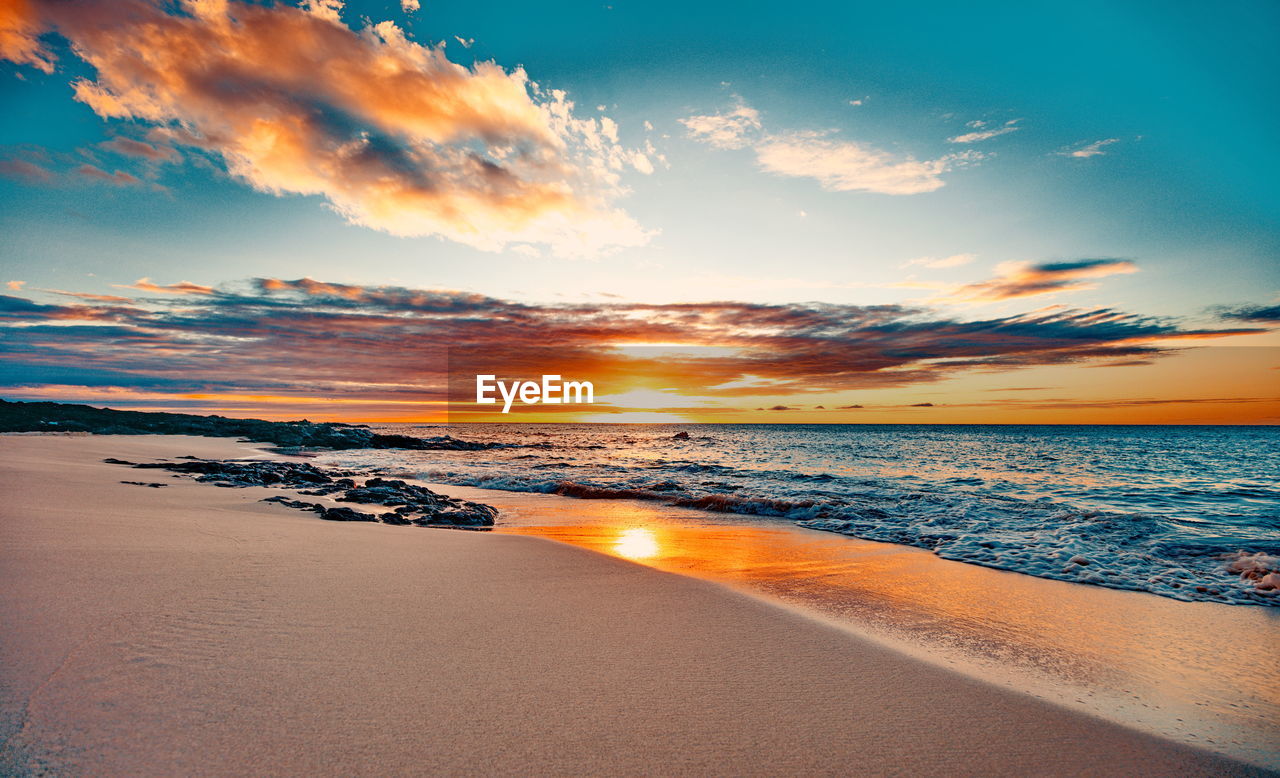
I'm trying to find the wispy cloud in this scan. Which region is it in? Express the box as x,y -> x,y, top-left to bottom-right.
75,164 -> 143,187
0,158 -> 53,182
942,259 -> 1139,302
1059,138 -> 1119,158
115,278 -> 216,296
100,137 -> 179,162
1,0 -> 654,257
948,119 -> 1021,144
682,100 -> 981,195
903,253 -> 976,269
680,102 -> 762,150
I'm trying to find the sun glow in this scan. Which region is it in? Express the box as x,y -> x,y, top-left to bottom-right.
612,527 -> 661,560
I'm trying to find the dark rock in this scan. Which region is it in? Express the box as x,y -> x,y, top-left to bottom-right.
317,506 -> 380,522
110,457 -> 499,528
261,495 -> 324,512
672,431 -> 690,440
121,481 -> 168,487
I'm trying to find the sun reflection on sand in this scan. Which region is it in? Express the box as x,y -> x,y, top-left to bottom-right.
613,527 -> 661,559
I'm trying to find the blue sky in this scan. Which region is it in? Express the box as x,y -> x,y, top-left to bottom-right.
0,0 -> 1276,421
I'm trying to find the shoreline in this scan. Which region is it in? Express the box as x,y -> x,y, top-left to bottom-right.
425,481 -> 1280,769
1,435 -> 1272,775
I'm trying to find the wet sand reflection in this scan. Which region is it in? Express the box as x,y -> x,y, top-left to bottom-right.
432,483 -> 1280,768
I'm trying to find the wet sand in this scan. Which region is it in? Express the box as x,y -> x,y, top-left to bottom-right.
436,483 -> 1279,768
0,435 -> 1268,776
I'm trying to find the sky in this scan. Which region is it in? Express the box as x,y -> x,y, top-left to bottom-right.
0,0 -> 1277,423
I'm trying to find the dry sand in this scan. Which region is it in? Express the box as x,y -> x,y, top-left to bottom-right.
0,435 -> 1266,776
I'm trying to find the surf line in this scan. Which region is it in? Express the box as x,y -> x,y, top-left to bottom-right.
475,375 -> 595,414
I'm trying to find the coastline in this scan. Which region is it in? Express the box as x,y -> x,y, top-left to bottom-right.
0,435 -> 1270,776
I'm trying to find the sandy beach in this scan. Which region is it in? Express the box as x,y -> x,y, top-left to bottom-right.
0,435 -> 1267,776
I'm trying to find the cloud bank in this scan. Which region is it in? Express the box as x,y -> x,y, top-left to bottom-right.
0,277 -> 1255,414
1,0 -> 653,257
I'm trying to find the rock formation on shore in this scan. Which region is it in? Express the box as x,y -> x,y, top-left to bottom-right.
105,457 -> 498,528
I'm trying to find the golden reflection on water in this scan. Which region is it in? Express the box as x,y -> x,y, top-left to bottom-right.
613,527 -> 660,559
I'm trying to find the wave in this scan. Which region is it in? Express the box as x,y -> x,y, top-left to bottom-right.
415,467 -> 1279,607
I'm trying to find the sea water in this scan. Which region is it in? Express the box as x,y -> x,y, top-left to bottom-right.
317,424 -> 1280,606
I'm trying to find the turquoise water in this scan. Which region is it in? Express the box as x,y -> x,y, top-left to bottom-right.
318,424 -> 1280,606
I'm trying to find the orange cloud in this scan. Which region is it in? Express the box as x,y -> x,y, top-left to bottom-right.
0,0 -> 53,73
6,0 -> 653,257
117,278 -> 216,295
945,259 -> 1139,302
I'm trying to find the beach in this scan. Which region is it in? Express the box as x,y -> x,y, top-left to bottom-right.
0,434 -> 1268,776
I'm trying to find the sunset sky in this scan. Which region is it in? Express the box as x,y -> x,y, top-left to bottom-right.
1,0 -> 1277,423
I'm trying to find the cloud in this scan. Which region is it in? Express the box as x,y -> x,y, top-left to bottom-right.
682,101 -> 981,195
0,158 -> 53,182
116,278 -> 217,295
679,102 -> 762,150
1060,138 -> 1119,158
43,289 -> 135,303
3,0 -> 653,258
453,35 -> 474,48
1216,303 -> 1280,324
0,277 -> 1256,414
948,119 -> 1021,144
0,0 -> 54,73
756,134 -> 981,195
401,0 -> 419,12
76,164 -> 144,186
100,137 -> 179,162
6,281 -> 25,291
944,259 -> 1139,302
903,253 -> 976,269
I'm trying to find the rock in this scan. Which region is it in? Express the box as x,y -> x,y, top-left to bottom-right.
317,506 -> 380,522
121,480 -> 168,487
112,457 -> 499,528
672,431 -> 690,440
379,512 -> 414,526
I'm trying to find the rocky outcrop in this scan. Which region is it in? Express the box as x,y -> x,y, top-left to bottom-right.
1,399 -> 501,452
106,457 -> 498,528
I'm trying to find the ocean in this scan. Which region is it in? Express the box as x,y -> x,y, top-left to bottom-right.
315,423 -> 1280,607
